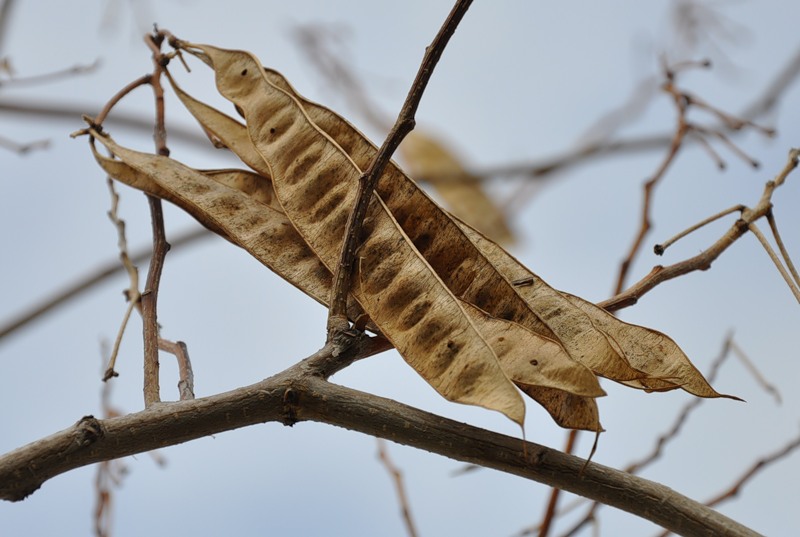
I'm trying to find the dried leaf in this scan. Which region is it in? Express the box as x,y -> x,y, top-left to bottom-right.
165,70 -> 266,172
180,46 -> 558,345
109,149 -> 608,428
562,292 -> 736,398
94,113 -> 526,426
256,60 -> 643,383
169,48 -> 642,418
90,134 -> 338,311
457,224 -> 647,381
88,40 -> 729,429
104,84 -> 609,428
97,136 -> 609,427
519,385 -> 603,432
462,223 -> 728,398
461,302 -> 605,429
400,130 -> 515,246
459,301 -> 604,397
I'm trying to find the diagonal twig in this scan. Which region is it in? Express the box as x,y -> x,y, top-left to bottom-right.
0,226 -> 209,343
139,29 -> 173,406
537,430 -> 578,537
655,430 -> 800,537
729,340 -> 781,405
0,133 -> 48,153
377,439 -> 419,537
326,0 -> 475,341
613,59 -> 770,295
600,148 -> 800,312
103,178 -> 141,380
747,221 -> 800,302
704,431 -> 800,508
0,59 -> 99,88
765,211 -> 800,289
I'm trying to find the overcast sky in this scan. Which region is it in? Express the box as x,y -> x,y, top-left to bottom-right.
2,1 -> 799,536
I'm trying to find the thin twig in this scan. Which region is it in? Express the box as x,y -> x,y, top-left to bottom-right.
94,73 -> 153,126
144,32 -> 169,159
704,431 -> 800,508
140,30 -> 173,407
747,221 -> 800,302
729,340 -> 781,405
655,430 -> 800,537
94,342 -> 125,537
0,59 -> 99,88
140,194 -> 167,406
538,431 -> 578,537
377,439 -> 419,537
0,133 -> 48,153
614,60 -> 771,295
0,226 -> 209,343
0,0 -> 17,56
654,204 -> 745,255
685,93 -> 775,137
105,299 -> 137,381
103,179 -> 141,380
613,61 -> 697,295
703,128 -> 762,168
326,0 -> 474,339
765,211 -> 800,288
158,339 -> 195,401
614,122 -> 685,294
599,148 -> 800,312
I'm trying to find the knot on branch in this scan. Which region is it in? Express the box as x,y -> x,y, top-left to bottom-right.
71,415 -> 105,451
326,314 -> 361,358
281,387 -> 300,426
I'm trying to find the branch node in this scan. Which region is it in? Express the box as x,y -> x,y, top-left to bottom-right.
73,416 -> 105,449
102,368 -> 119,382
282,387 -> 300,426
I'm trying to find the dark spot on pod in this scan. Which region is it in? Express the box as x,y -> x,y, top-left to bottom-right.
414,232 -> 433,254
529,359 -> 538,366
399,300 -> 433,331
241,68 -> 248,76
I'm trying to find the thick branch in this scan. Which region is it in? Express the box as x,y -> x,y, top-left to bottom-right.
0,358 -> 759,537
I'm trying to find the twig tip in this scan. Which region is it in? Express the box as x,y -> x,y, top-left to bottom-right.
102,368 -> 119,382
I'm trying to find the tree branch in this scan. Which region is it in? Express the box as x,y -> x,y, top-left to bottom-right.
599,147 -> 800,312
0,346 -> 760,537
